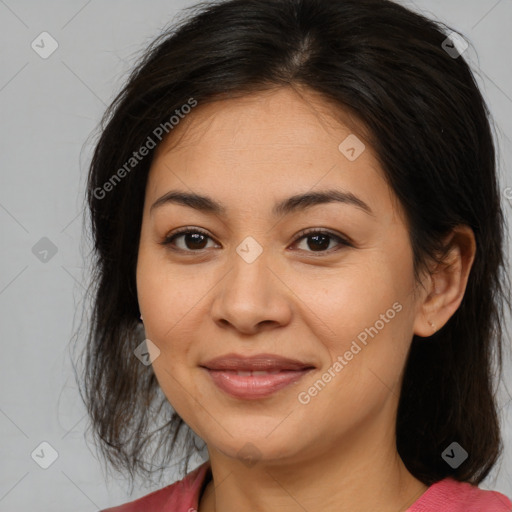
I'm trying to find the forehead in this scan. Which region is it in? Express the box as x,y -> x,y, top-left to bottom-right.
154,86 -> 369,160
146,86 -> 401,223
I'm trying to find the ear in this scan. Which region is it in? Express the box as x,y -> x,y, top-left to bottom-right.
413,225 -> 476,338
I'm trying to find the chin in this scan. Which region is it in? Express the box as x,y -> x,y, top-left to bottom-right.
207,431 -> 306,466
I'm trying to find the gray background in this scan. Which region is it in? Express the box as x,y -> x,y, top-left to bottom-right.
0,0 -> 511,510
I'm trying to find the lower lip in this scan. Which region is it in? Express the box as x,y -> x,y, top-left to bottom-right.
202,368 -> 314,399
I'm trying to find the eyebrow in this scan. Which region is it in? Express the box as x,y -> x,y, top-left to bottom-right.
149,189 -> 374,217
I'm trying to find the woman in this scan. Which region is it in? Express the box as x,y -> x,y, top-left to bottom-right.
79,0 -> 512,510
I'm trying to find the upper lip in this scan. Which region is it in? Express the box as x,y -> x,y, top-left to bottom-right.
200,353 -> 315,371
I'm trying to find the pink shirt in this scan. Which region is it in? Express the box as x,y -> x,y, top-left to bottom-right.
100,460 -> 512,511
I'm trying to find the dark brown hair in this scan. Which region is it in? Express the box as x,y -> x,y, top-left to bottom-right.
74,0 -> 511,492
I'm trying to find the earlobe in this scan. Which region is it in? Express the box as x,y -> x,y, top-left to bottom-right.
413,225 -> 476,338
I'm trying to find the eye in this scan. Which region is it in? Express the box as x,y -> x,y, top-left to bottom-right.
160,226 -> 218,252
160,227 -> 352,255
290,228 -> 352,255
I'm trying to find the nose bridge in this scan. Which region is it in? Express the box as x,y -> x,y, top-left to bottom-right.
229,233 -> 272,298
235,234 -> 266,266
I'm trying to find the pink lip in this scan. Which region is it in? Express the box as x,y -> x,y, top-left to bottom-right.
200,352 -> 314,371
199,353 -> 316,400
202,368 -> 314,399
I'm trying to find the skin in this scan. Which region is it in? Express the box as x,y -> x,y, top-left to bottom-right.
136,85 -> 476,512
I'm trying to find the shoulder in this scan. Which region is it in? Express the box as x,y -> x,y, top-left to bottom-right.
408,477 -> 512,512
99,460 -> 211,512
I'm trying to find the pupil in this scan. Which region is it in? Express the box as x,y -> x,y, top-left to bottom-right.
186,233 -> 207,249
308,234 -> 329,251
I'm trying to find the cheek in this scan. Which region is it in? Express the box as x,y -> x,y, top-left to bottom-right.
136,245 -> 200,342
137,254 -> 202,426
305,263 -> 396,339
304,258 -> 413,391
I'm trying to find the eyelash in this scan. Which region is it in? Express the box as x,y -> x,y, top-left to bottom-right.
159,226 -> 352,256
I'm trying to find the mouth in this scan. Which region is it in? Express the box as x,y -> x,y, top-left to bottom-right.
199,353 -> 316,400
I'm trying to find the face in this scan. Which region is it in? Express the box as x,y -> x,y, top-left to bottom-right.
136,86 -> 423,466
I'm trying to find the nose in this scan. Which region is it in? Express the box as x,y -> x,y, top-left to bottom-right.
210,241 -> 293,335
